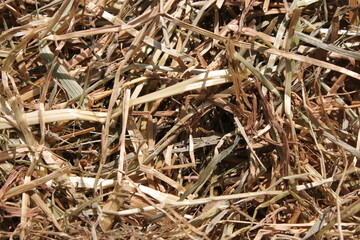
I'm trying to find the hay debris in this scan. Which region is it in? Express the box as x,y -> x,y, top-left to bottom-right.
1,0 -> 360,239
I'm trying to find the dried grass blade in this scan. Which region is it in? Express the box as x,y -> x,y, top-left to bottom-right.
320,81 -> 358,120
3,165 -> 71,199
322,131 -> 360,159
314,199 -> 360,239
39,0 -> 74,38
118,89 -> 130,184
234,117 -> 265,169
86,2 -> 196,63
39,44 -> 83,100
179,136 -> 240,201
130,70 -> 230,106
105,190 -> 284,215
140,165 -> 185,192
0,109 -> 107,130
46,176 -> 115,189
163,13 -> 360,80
30,193 -> 63,231
181,0 -> 216,50
45,24 -> 145,41
296,31 -> 360,60
233,51 -> 280,97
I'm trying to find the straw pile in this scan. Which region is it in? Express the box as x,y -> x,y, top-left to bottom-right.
1,0 -> 360,239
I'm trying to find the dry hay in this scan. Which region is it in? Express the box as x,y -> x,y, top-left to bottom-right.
0,0 -> 360,239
